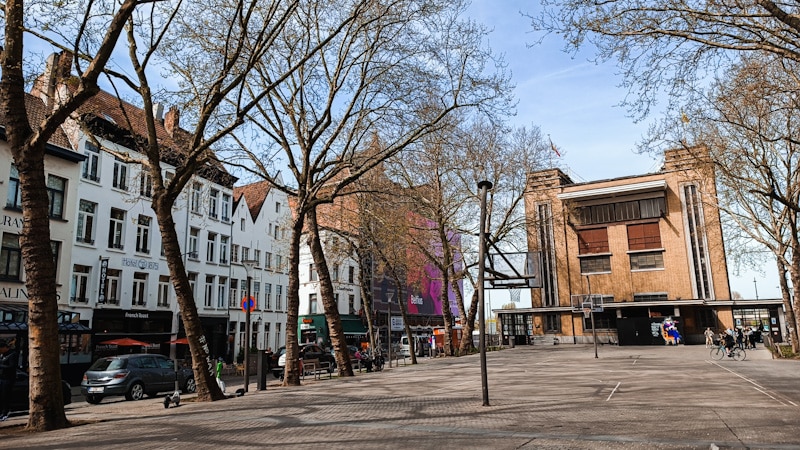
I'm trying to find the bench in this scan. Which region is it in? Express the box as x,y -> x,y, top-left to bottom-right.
301,358 -> 332,380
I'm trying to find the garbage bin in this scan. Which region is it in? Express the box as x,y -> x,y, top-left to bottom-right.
508,338 -> 515,348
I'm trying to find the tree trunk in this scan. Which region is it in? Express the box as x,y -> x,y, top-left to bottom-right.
391,271 -> 416,364
776,259 -> 798,353
2,8 -> 68,428
154,198 -> 225,401
462,289 -> 479,353
306,207 -> 353,376
17,146 -> 69,430
356,249 -> 376,352
282,207 -> 305,386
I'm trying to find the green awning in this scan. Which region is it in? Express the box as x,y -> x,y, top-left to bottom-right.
341,318 -> 367,335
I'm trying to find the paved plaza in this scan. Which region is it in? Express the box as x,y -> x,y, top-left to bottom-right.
1,344 -> 798,449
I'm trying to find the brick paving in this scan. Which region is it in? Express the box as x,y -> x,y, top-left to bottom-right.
1,344 -> 798,449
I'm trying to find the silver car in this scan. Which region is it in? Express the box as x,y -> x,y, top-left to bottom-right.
81,354 -> 195,404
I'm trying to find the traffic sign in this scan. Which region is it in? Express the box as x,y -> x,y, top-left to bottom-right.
241,296 -> 256,313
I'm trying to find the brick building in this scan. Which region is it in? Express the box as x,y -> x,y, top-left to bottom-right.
496,148 -> 785,346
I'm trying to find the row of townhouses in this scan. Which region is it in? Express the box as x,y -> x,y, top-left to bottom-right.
0,54 -> 367,383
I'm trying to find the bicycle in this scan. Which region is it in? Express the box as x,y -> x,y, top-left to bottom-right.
710,344 -> 746,361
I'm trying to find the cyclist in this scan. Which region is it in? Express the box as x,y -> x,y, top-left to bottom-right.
723,330 -> 736,357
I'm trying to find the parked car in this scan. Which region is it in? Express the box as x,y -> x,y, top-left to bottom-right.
274,344 -> 336,379
10,369 -> 71,412
81,354 -> 195,404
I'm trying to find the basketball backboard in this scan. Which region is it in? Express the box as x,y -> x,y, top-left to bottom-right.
485,251 -> 541,289
571,294 -> 604,312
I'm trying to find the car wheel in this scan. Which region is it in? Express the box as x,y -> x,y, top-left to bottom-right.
183,377 -> 196,394
125,382 -> 145,401
86,394 -> 103,404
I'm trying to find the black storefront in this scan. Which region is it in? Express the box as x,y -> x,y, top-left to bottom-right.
177,315 -> 229,363
92,309 -> 174,360
0,302 -> 93,385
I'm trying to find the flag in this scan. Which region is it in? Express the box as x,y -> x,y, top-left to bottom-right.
549,137 -> 561,157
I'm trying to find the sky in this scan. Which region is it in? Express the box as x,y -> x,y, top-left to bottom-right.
466,0 -> 781,303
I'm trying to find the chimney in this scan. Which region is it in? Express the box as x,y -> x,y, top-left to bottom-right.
164,106 -> 179,136
152,103 -> 164,121
40,51 -> 74,106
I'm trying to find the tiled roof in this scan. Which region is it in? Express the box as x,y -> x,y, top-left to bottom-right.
0,93 -> 73,149
73,89 -> 236,188
233,180 -> 272,220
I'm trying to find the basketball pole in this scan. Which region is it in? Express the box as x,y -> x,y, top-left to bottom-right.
477,180 -> 493,407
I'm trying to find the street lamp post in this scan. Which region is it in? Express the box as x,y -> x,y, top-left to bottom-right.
242,259 -> 257,392
477,180 -> 493,406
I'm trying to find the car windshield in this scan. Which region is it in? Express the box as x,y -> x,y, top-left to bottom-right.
89,358 -> 127,371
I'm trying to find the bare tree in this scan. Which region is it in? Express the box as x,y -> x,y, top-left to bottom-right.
1,0 -> 146,431
231,0 -> 511,384
530,0 -> 800,120
651,55 -> 800,350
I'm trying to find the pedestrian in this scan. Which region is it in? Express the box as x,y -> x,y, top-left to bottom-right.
0,339 -> 18,421
744,327 -> 753,350
704,327 -> 715,348
735,328 -> 745,350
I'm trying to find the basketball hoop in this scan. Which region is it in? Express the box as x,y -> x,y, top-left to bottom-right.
583,308 -> 592,319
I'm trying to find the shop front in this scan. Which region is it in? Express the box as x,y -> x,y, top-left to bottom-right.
299,314 -> 368,348
92,309 -> 173,360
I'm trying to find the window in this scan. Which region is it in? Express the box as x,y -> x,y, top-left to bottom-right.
332,264 -> 339,281
240,218 -> 245,231
630,251 -> 664,270
190,182 -> 202,213
70,265 -> 91,303
6,165 -> 21,210
206,232 -> 217,262
50,241 -> 60,275
136,215 -> 151,254
204,275 -> 214,307
264,322 -> 271,351
309,263 -> 318,281
158,275 -> 170,307
221,193 -> 231,221
188,272 -> 197,299
108,208 -> 125,250
164,171 -> 175,188
265,252 -> 272,269
82,141 -> 100,182
188,228 -> 199,259
0,233 -> 21,281
276,322 -> 282,345
132,272 -> 147,306
264,283 -> 272,310
275,202 -> 281,213
544,313 -> 561,333
231,244 -> 239,263
104,268 -> 121,304
139,168 -> 152,198
112,157 -> 128,190
348,266 -> 355,283
209,189 -> 219,219
219,236 -> 229,264
76,200 -> 97,244
627,223 -> 661,250
583,311 -> 617,330
577,228 -> 609,254
47,175 -> 66,219
697,309 -> 716,329
217,276 -> 227,308
633,293 -> 668,302
274,225 -> 280,240
253,281 -> 261,307
580,255 -> 611,274
254,249 -> 261,267
242,247 -> 249,261
349,294 -> 355,315
309,293 -> 317,314
574,196 -> 666,226
276,255 -> 283,272
229,278 -> 239,308
276,285 -> 283,310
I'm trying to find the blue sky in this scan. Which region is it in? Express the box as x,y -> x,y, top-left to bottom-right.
467,0 -> 780,301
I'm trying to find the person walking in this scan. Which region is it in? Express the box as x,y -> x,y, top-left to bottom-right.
736,328 -> 745,350
704,328 -> 715,348
0,339 -> 18,421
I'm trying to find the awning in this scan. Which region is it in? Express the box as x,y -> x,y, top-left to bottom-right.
342,319 -> 367,335
0,322 -> 91,333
